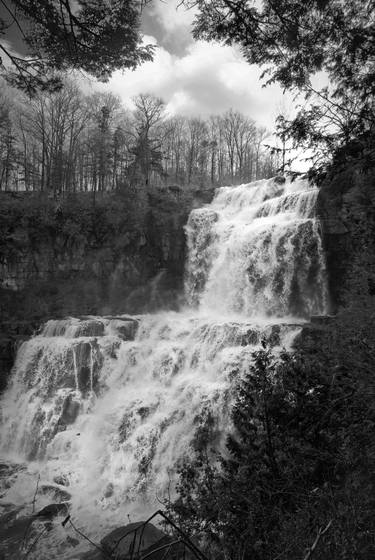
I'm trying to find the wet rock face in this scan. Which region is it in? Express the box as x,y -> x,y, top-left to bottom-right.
75,320 -> 104,337
274,175 -> 286,185
35,502 -> 69,519
0,337 -> 14,393
53,474 -> 69,486
0,320 -> 39,393
317,167 -> 375,312
108,318 -> 139,340
60,393 -> 81,426
0,190 -> 191,304
39,485 -> 72,502
74,339 -> 102,394
0,189 -> 194,389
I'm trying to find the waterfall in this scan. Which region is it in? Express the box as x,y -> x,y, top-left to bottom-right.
185,177 -> 326,316
0,177 -> 327,557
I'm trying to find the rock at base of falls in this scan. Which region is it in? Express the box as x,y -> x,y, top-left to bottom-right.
310,314 -> 336,325
107,318 -> 139,340
53,474 -> 70,487
0,502 -> 70,560
0,512 -> 34,558
100,521 -> 166,558
80,550 -> 104,560
39,484 -> 72,502
35,502 -> 70,519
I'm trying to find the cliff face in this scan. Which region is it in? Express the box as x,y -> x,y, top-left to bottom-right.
317,166 -> 375,312
2,166 -> 375,389
0,189 -> 194,313
0,186 -> 213,390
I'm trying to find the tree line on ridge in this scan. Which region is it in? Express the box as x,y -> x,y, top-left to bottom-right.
0,80 -> 279,194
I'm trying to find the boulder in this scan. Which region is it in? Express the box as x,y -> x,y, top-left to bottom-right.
141,535 -> 181,560
79,550 -> 105,560
274,175 -> 286,185
108,319 -> 138,341
0,513 -> 32,559
53,474 -> 70,487
75,320 -> 104,337
39,484 -> 71,502
103,482 -> 114,498
140,535 -> 198,560
35,502 -> 69,519
239,327 -> 259,346
101,522 -> 166,558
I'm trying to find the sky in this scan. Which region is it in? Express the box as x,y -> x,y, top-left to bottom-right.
94,1 -> 291,132
0,0 -> 317,142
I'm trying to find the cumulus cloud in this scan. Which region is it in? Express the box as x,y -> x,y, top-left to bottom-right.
2,0 -> 292,132
150,1 -> 196,32
100,38 -> 289,130
142,1 -> 196,55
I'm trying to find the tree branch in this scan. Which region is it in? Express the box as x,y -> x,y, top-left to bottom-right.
303,520 -> 332,560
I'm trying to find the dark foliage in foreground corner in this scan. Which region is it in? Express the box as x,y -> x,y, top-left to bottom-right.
184,0 -> 375,177
169,308 -> 375,559
0,0 -> 153,94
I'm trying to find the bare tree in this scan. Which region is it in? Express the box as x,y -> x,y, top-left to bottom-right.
0,77 -> 279,193
130,94 -> 165,186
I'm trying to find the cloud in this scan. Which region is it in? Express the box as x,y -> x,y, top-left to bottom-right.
0,39 -> 22,67
142,1 -> 196,55
2,0 -> 294,132
99,38 -> 289,130
149,1 -> 196,33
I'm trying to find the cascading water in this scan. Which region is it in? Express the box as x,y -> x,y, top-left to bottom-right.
0,177 -> 327,558
185,177 -> 326,316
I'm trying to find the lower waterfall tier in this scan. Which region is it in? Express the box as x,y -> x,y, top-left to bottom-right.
0,313 -> 301,553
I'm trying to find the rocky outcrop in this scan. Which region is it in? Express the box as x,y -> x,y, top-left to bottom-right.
317,166 -> 375,312
0,189 -> 194,314
0,320 -> 39,392
0,187 -> 205,389
35,502 -> 70,519
81,520 -> 196,560
100,522 -> 166,558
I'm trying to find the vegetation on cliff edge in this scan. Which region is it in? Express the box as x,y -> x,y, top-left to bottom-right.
169,309 -> 375,559
185,0 -> 375,177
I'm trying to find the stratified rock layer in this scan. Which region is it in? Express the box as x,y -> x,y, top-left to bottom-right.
317,166 -> 375,311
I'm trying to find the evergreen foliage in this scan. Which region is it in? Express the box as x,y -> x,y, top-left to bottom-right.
0,0 -> 153,94
170,311 -> 375,559
185,0 -> 375,174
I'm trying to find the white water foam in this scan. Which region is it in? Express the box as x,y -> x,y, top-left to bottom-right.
0,177 -> 327,558
185,177 -> 327,316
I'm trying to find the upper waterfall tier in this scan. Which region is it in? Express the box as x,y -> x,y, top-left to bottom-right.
185,177 -> 327,317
